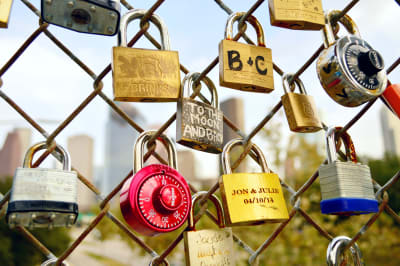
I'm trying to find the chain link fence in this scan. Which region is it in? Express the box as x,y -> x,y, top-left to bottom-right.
0,0 -> 400,265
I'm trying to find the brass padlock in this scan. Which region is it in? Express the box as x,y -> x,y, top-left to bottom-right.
219,12 -> 274,93
176,72 -> 223,153
219,139 -> 289,226
0,0 -> 13,28
281,73 -> 322,133
184,191 -> 234,266
112,9 -> 181,102
268,0 -> 324,30
316,10 -> 387,107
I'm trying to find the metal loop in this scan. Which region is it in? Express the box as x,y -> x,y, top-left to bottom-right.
282,73 -> 307,95
41,258 -> 69,266
148,256 -> 170,266
188,191 -> 225,230
322,10 -> 361,48
224,12 -> 265,47
181,72 -> 219,109
134,130 -> 177,172
325,127 -> 357,164
118,9 -> 170,49
222,138 -> 271,174
326,236 -> 364,266
23,141 -> 71,171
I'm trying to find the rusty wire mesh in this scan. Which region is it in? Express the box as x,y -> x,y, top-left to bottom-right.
0,0 -> 400,265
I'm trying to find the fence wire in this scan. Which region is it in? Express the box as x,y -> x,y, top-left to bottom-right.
0,0 -> 399,265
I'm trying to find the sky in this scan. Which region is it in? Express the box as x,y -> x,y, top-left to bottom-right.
0,0 -> 399,178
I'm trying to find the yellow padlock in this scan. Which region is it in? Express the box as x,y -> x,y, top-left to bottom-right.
0,0 -> 13,28
219,139 -> 289,226
219,12 -> 274,93
112,9 -> 181,102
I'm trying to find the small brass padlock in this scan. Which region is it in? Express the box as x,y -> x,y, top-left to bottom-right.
281,73 -> 322,133
0,0 -> 13,28
268,0 -> 324,30
112,9 -> 181,102
184,191 -> 234,266
219,139 -> 289,226
219,12 -> 274,93
316,10 -> 387,107
319,127 -> 378,215
6,142 -> 78,229
176,72 -> 223,153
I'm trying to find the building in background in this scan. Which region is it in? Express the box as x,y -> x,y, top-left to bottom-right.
380,106 -> 400,157
67,134 -> 95,212
102,103 -> 146,196
0,128 -> 31,179
220,98 -> 246,173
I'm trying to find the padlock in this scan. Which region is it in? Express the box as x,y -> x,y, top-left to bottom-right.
184,191 -> 234,266
120,130 -> 191,236
316,10 -> 387,107
219,12 -> 274,93
268,0 -> 325,30
6,142 -> 78,229
281,73 -> 322,133
219,138 -> 289,226
319,127 -> 378,215
0,0 -> 13,28
382,82 -> 400,118
326,236 -> 364,266
112,9 -> 181,102
41,0 -> 120,35
176,72 -> 223,153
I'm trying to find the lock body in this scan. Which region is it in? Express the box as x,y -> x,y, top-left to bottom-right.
268,0 -> 324,30
7,167 -> 78,228
177,98 -> 223,153
319,162 -> 378,215
219,40 -> 274,92
0,0 -> 13,28
281,92 -> 322,132
382,83 -> 400,118
219,173 -> 288,225
41,0 -> 120,35
112,48 -> 180,102
184,228 -> 234,266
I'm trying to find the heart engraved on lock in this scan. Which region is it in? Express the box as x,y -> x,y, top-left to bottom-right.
120,130 -> 191,236
219,12 -> 274,93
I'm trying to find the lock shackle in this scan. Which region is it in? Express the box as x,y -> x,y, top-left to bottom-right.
23,141 -> 71,171
326,126 -> 357,164
188,191 -> 225,230
41,258 -> 69,266
322,10 -> 360,48
182,72 -> 219,109
222,138 -> 271,174
224,12 -> 265,47
134,130 -> 177,173
282,73 -> 307,95
118,9 -> 170,49
326,236 -> 364,266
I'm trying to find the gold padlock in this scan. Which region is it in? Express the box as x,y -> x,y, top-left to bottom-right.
219,139 -> 289,226
176,72 -> 223,154
184,191 -> 234,266
219,12 -> 274,93
281,73 -> 322,133
0,0 -> 13,28
112,9 -> 181,102
268,0 -> 325,30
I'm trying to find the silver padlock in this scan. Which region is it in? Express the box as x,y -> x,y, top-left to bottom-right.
319,127 -> 378,215
326,236 -> 364,266
6,142 -> 78,229
41,0 -> 120,36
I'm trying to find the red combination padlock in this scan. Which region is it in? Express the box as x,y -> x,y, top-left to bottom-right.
120,130 -> 191,236
382,82 -> 400,118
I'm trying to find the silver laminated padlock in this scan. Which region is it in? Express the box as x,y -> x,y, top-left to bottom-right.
326,236 -> 364,266
41,0 -> 120,36
176,72 -> 224,153
6,142 -> 78,229
319,127 -> 378,215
